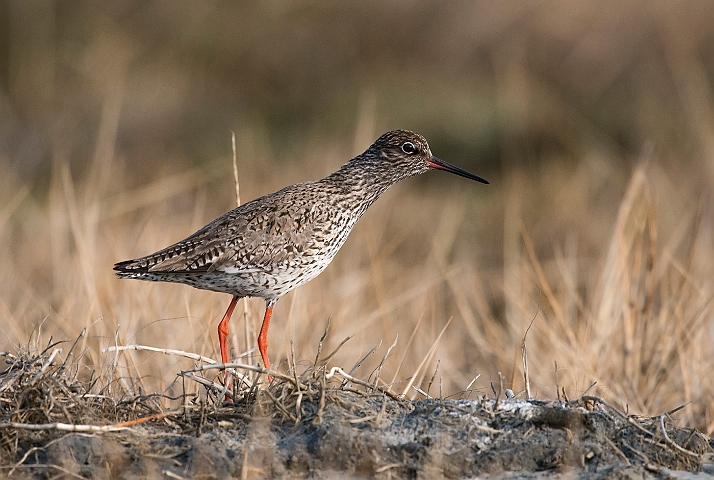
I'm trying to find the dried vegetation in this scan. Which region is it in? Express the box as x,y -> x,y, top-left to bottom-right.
2,0 -> 714,477
1,335 -> 713,478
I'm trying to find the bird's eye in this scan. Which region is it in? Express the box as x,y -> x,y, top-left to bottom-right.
401,142 -> 417,154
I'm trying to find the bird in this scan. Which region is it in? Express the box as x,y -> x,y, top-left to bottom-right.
114,130 -> 488,379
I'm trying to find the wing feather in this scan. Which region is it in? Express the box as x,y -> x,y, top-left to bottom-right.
114,183 -> 328,277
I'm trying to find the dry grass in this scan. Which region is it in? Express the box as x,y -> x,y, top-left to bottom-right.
1,0 -> 714,438
3,340 -> 710,478
2,133 -> 713,434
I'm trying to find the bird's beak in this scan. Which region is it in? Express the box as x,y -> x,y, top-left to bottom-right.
427,156 -> 489,184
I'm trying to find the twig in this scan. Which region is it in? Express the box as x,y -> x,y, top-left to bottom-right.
400,318 -> 452,398
426,359 -> 439,397
231,131 -> 241,206
103,344 -> 251,364
313,317 -> 332,367
412,386 -> 430,399
0,422 -> 133,433
521,307 -> 537,400
348,342 -> 381,376
30,348 -> 62,386
197,401 -> 205,436
265,389 -> 297,422
111,326 -> 120,376
80,393 -> 115,402
181,362 -> 299,388
313,371 -> 326,425
465,376 -> 479,390
318,336 -> 353,366
179,372 -> 234,400
182,375 -> 189,422
372,335 -> 398,389
493,371 -> 504,410
663,404 -> 688,417
555,361 -> 560,401
290,342 -> 302,424
658,414 -> 700,458
58,327 -> 86,375
389,314 -> 424,389
325,366 -> 402,402
460,374 -> 481,399
627,417 -> 657,437
163,470 -> 189,480
375,463 -> 402,473
581,382 -> 597,397
604,437 -> 630,465
114,409 -> 185,428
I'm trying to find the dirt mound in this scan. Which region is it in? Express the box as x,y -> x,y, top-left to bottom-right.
2,346 -> 713,479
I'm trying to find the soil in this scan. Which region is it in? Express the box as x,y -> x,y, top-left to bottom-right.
2,349 -> 713,479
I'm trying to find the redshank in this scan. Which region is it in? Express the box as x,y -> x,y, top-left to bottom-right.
114,130 -> 488,375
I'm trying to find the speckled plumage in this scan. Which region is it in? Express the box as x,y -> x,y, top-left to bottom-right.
114,130 -> 488,375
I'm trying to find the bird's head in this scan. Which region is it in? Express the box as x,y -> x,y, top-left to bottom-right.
363,130 -> 489,184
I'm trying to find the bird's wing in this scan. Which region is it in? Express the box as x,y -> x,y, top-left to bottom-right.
114,184 -> 329,276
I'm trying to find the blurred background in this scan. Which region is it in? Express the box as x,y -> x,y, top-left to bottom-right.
2,1 -> 714,431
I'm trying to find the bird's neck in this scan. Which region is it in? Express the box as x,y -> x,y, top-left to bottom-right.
322,158 -> 405,212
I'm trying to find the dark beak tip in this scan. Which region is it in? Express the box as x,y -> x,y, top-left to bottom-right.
428,157 -> 489,185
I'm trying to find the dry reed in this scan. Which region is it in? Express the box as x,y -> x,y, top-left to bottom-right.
1,0 -> 713,436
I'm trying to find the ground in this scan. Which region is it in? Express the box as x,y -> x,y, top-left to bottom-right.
1,349 -> 713,479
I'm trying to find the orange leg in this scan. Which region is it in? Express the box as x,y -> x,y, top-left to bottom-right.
258,299 -> 277,371
217,295 -> 239,397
